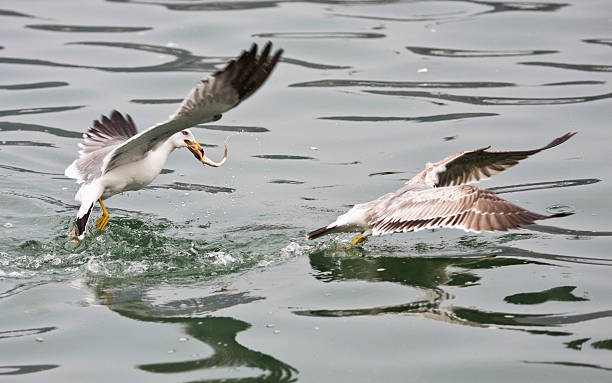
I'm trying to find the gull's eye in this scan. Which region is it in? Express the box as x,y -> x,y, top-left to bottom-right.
181,131 -> 189,136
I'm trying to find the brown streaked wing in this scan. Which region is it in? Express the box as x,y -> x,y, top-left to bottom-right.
369,186 -> 570,236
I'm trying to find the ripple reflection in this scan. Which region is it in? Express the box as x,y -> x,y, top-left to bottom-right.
365,90 -> 612,105
0,81 -> 69,90
0,105 -> 84,117
0,41 -> 346,72
0,121 -> 82,138
320,112 -> 498,122
519,61 -> 612,72
26,24 -> 152,33
407,46 -> 556,57
290,79 -> 515,88
88,281 -> 299,381
253,32 -> 385,39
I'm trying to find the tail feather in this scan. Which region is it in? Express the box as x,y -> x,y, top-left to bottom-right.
72,202 -> 94,240
306,225 -> 334,240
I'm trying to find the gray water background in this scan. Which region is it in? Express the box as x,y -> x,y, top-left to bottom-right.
1,0 -> 611,381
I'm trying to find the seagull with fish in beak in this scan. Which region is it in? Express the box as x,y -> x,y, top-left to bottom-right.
65,42 -> 282,240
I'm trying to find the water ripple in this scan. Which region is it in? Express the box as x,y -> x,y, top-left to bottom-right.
0,141 -> 56,148
290,79 -> 515,88
522,361 -> 612,372
0,105 -> 84,117
519,61 -> 612,72
332,11 -> 464,23
0,41 -> 346,72
469,0 -> 569,14
0,164 -> 63,176
130,98 -> 181,104
253,32 -> 385,39
107,0 -> 284,12
0,81 -> 69,90
148,182 -> 235,194
0,9 -> 35,18
320,112 -> 499,122
541,80 -> 605,86
196,124 -> 269,133
365,90 -> 612,105
26,24 -> 152,33
0,365 -> 60,376
0,41 -> 351,73
0,326 -> 56,339
407,46 -> 557,57
106,0 -> 569,14
269,179 -> 304,184
582,38 -> 612,47
252,154 -> 316,160
0,121 -> 82,138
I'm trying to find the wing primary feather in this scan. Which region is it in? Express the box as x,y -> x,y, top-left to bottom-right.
408,132 -> 577,188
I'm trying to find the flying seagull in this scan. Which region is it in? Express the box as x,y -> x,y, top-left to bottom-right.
65,42 -> 283,239
307,132 -> 576,244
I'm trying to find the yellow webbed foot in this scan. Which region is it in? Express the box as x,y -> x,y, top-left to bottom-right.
351,234 -> 368,246
96,198 -> 109,231
333,234 -> 369,256
96,215 -> 109,231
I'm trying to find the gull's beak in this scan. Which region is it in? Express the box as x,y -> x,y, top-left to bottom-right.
185,140 -> 228,168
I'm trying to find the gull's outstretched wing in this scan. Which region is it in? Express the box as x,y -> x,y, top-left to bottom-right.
368,185 -> 571,236
408,132 -> 576,188
64,111 -> 137,183
100,42 -> 283,175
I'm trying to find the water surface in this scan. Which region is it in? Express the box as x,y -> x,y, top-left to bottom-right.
1,0 -> 611,381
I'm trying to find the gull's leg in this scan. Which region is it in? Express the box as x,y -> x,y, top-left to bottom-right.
351,234 -> 368,246
96,199 -> 110,230
334,231 -> 371,255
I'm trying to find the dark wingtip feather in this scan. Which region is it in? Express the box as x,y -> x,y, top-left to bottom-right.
540,131 -> 577,151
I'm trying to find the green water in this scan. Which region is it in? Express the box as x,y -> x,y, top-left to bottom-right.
1,0 -> 612,381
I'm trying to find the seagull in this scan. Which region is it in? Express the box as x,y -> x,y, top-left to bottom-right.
65,42 -> 283,239
307,132 -> 576,244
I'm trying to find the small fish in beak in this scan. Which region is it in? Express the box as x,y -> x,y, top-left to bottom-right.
185,139 -> 204,161
185,140 -> 228,167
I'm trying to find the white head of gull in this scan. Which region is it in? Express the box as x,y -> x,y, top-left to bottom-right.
307,132 -> 577,245
65,42 -> 282,240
